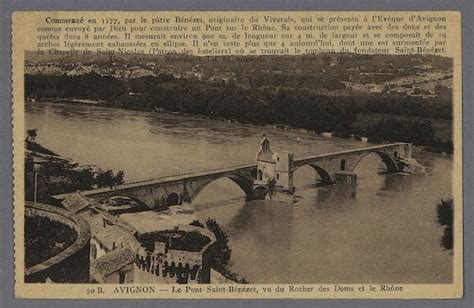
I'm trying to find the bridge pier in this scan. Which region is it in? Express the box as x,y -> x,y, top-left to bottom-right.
395,157 -> 425,174
335,171 -> 358,185
266,190 -> 296,202
251,187 -> 268,200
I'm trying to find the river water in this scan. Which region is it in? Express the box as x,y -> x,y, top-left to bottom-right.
26,102 -> 453,284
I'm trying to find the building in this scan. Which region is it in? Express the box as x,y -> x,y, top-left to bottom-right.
254,136 -> 294,192
118,211 -> 217,284
91,247 -> 136,283
76,204 -> 139,284
89,223 -> 138,283
60,196 -> 219,284
133,226 -> 216,284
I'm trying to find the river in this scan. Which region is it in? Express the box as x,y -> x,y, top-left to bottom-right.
26,102 -> 453,284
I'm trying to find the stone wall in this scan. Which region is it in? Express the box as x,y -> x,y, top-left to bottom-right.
24,202 -> 91,283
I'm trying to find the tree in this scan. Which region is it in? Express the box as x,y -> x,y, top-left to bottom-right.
437,199 -> 453,250
189,220 -> 205,228
26,129 -> 37,142
115,170 -> 125,185
366,119 -> 436,146
206,218 -> 232,266
96,169 -> 115,188
96,169 -> 125,188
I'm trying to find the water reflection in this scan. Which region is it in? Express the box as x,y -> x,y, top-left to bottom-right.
225,200 -> 295,283
381,173 -> 415,192
316,184 -> 357,204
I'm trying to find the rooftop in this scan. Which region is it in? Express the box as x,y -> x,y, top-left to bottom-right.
62,193 -> 94,213
78,206 -> 137,235
257,151 -> 275,163
91,248 -> 136,278
118,209 -> 195,235
93,225 -> 139,252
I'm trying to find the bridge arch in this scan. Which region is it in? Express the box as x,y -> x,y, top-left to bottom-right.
166,192 -> 180,206
293,163 -> 334,185
97,195 -> 150,209
352,150 -> 398,174
253,185 -> 269,199
340,159 -> 347,171
309,164 -> 335,185
185,173 -> 256,203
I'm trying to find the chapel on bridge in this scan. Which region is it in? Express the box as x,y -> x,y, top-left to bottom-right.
255,136 -> 294,192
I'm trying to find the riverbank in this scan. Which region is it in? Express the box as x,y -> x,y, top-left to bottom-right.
151,108 -> 453,154
25,137 -> 125,203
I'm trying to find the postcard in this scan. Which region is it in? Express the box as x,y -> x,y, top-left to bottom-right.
12,11 -> 462,299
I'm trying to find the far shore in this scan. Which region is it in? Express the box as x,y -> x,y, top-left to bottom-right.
27,97 -> 452,155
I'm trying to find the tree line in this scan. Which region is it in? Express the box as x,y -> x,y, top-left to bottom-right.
25,134 -> 125,202
436,199 -> 453,250
366,119 -> 453,153
25,73 -> 453,151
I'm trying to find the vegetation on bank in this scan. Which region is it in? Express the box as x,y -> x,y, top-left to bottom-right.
366,119 -> 453,153
25,73 -> 453,153
25,156 -> 125,202
190,219 -> 248,283
25,130 -> 125,202
436,199 -> 453,250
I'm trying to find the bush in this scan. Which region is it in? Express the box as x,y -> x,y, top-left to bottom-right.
25,160 -> 126,202
189,220 -> 205,228
206,218 -> 232,266
436,199 -> 453,250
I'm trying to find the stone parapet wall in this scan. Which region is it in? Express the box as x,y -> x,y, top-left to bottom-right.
24,202 -> 91,283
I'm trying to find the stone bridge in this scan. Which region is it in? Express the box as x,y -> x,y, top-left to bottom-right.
53,164 -> 258,209
291,142 -> 412,186
52,142 -> 414,209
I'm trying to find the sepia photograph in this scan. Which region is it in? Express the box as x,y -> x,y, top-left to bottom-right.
12,11 -> 463,299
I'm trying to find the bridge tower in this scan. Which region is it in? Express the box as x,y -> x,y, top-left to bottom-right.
255,136 -> 295,193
